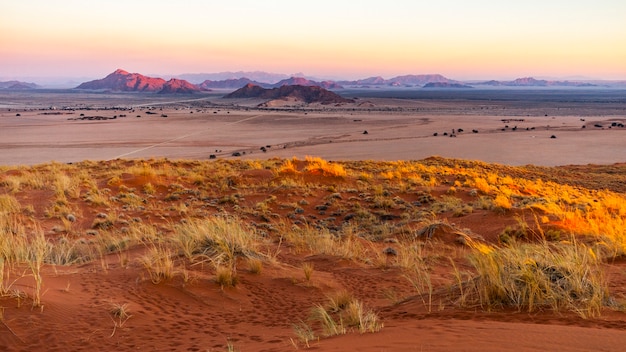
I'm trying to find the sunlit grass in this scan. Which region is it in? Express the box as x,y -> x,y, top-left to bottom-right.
1,155 -> 626,319
465,239 -> 607,318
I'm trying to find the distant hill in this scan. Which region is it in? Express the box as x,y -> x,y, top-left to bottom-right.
271,77 -> 343,89
183,72 -> 460,89
158,79 -> 207,94
75,69 -> 205,93
388,74 -> 456,86
224,83 -> 354,105
0,80 -> 39,89
177,71 -> 292,84
199,78 -> 267,89
338,74 -> 458,87
474,77 -> 596,87
423,82 -> 473,89
76,69 -> 166,92
351,76 -> 386,85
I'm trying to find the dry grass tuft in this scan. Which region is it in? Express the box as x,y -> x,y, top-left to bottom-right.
139,245 -> 176,284
215,265 -> 238,288
304,156 -> 347,177
464,239 -> 607,318
172,216 -> 261,264
309,294 -> 383,336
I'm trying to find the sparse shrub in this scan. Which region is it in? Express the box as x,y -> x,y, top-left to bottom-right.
343,300 -> 383,333
302,262 -> 314,282
84,190 -> 110,206
473,177 -> 492,194
92,218 -> 114,230
326,290 -> 354,313
276,158 -> 300,175
292,321 -> 316,348
310,296 -> 382,337
110,302 -> 132,323
247,257 -> 263,274
465,239 -> 607,318
493,194 -> 512,212
172,216 -> 260,264
358,172 -> 373,183
473,196 -> 493,210
107,176 -> 122,186
140,245 -> 176,284
282,224 -> 365,260
0,194 -> 21,214
499,226 -> 527,244
215,265 -> 238,288
46,237 -> 93,265
310,305 -> 346,336
430,195 -> 464,214
143,183 -> 156,195
545,229 -> 561,241
109,302 -> 132,335
304,156 -> 347,177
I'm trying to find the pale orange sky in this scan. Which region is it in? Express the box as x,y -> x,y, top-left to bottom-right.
1,0 -> 625,82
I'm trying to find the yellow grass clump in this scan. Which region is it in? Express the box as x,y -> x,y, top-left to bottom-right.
465,239 -> 607,318
304,156 -> 347,177
172,216 -> 261,264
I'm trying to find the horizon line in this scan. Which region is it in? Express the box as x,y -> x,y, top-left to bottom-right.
3,69 -> 626,86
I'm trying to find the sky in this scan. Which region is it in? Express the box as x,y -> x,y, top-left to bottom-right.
1,0 -> 625,83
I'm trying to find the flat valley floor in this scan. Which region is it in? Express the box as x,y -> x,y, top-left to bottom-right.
1,89 -> 625,167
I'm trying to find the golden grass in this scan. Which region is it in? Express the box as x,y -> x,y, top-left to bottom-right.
309,294 -> 383,337
1,155 -> 626,322
304,156 -> 347,177
246,257 -> 263,274
465,239 -> 607,318
302,262 -> 314,282
140,245 -> 176,284
281,223 -> 366,261
215,264 -> 238,288
172,216 -> 261,264
0,194 -> 20,214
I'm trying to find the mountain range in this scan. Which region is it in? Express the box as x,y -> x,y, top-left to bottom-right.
473,77 -> 596,87
199,76 -> 343,90
74,70 -> 610,92
337,74 -> 460,87
176,71 -> 297,85
0,80 -> 40,89
5,69 -> 621,92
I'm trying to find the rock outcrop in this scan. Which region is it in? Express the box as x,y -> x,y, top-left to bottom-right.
224,84 -> 354,105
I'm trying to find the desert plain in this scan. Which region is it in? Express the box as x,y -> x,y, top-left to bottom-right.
0,88 -> 626,351
1,89 -> 626,166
